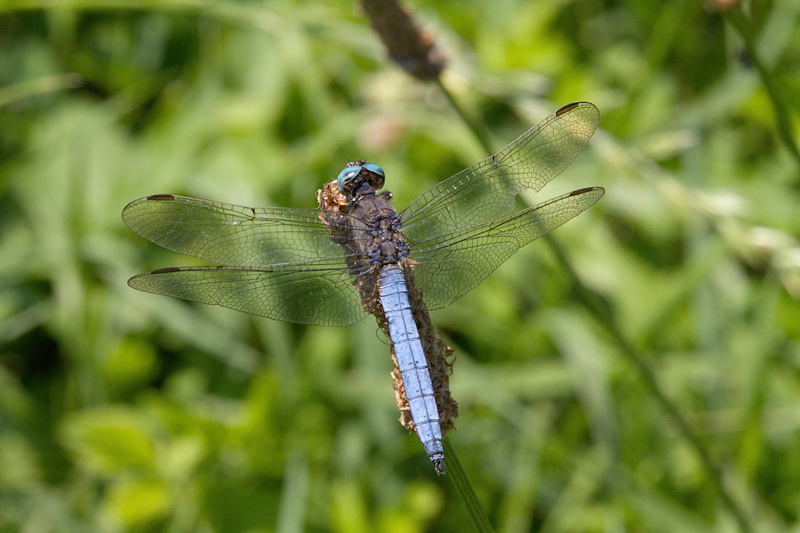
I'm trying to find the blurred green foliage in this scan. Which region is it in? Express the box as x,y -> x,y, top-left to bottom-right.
1,0 -> 799,531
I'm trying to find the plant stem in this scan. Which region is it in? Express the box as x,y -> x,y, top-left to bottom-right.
725,6 -> 800,171
444,438 -> 495,533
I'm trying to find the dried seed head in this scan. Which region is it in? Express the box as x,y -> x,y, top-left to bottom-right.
361,0 -> 446,80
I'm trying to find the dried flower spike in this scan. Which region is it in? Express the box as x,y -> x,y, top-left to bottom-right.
361,0 -> 446,80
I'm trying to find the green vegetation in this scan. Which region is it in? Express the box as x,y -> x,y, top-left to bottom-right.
2,0 -> 799,531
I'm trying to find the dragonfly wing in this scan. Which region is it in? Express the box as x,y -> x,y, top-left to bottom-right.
128,263 -> 369,326
407,187 -> 604,310
122,194 -> 352,266
401,102 -> 599,242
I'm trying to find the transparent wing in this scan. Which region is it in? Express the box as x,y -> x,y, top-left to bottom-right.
122,194 -> 356,266
407,187 -> 604,309
401,102 -> 599,242
123,194 -> 374,325
128,264 -> 369,326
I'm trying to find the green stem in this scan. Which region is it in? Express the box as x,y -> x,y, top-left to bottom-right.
545,235 -> 753,533
725,6 -> 800,170
444,438 -> 495,533
435,78 -> 495,155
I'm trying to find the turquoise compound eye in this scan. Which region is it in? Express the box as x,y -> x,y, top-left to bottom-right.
337,166 -> 362,193
362,163 -> 385,179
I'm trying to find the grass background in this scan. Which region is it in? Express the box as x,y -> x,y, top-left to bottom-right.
1,0 -> 800,531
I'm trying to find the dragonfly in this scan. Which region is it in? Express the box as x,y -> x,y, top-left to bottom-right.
122,101 -> 604,475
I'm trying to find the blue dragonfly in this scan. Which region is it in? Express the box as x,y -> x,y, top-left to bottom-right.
122,101 -> 604,474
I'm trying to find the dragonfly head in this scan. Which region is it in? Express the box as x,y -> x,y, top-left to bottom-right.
337,161 -> 385,195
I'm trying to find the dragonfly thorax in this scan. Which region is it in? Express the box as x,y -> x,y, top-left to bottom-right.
337,161 -> 385,196
370,215 -> 409,265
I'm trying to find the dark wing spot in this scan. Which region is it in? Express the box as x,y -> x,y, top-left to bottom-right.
150,267 -> 181,274
555,102 -> 581,116
569,187 -> 599,196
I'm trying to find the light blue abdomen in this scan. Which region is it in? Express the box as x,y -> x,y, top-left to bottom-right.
379,265 -> 445,474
